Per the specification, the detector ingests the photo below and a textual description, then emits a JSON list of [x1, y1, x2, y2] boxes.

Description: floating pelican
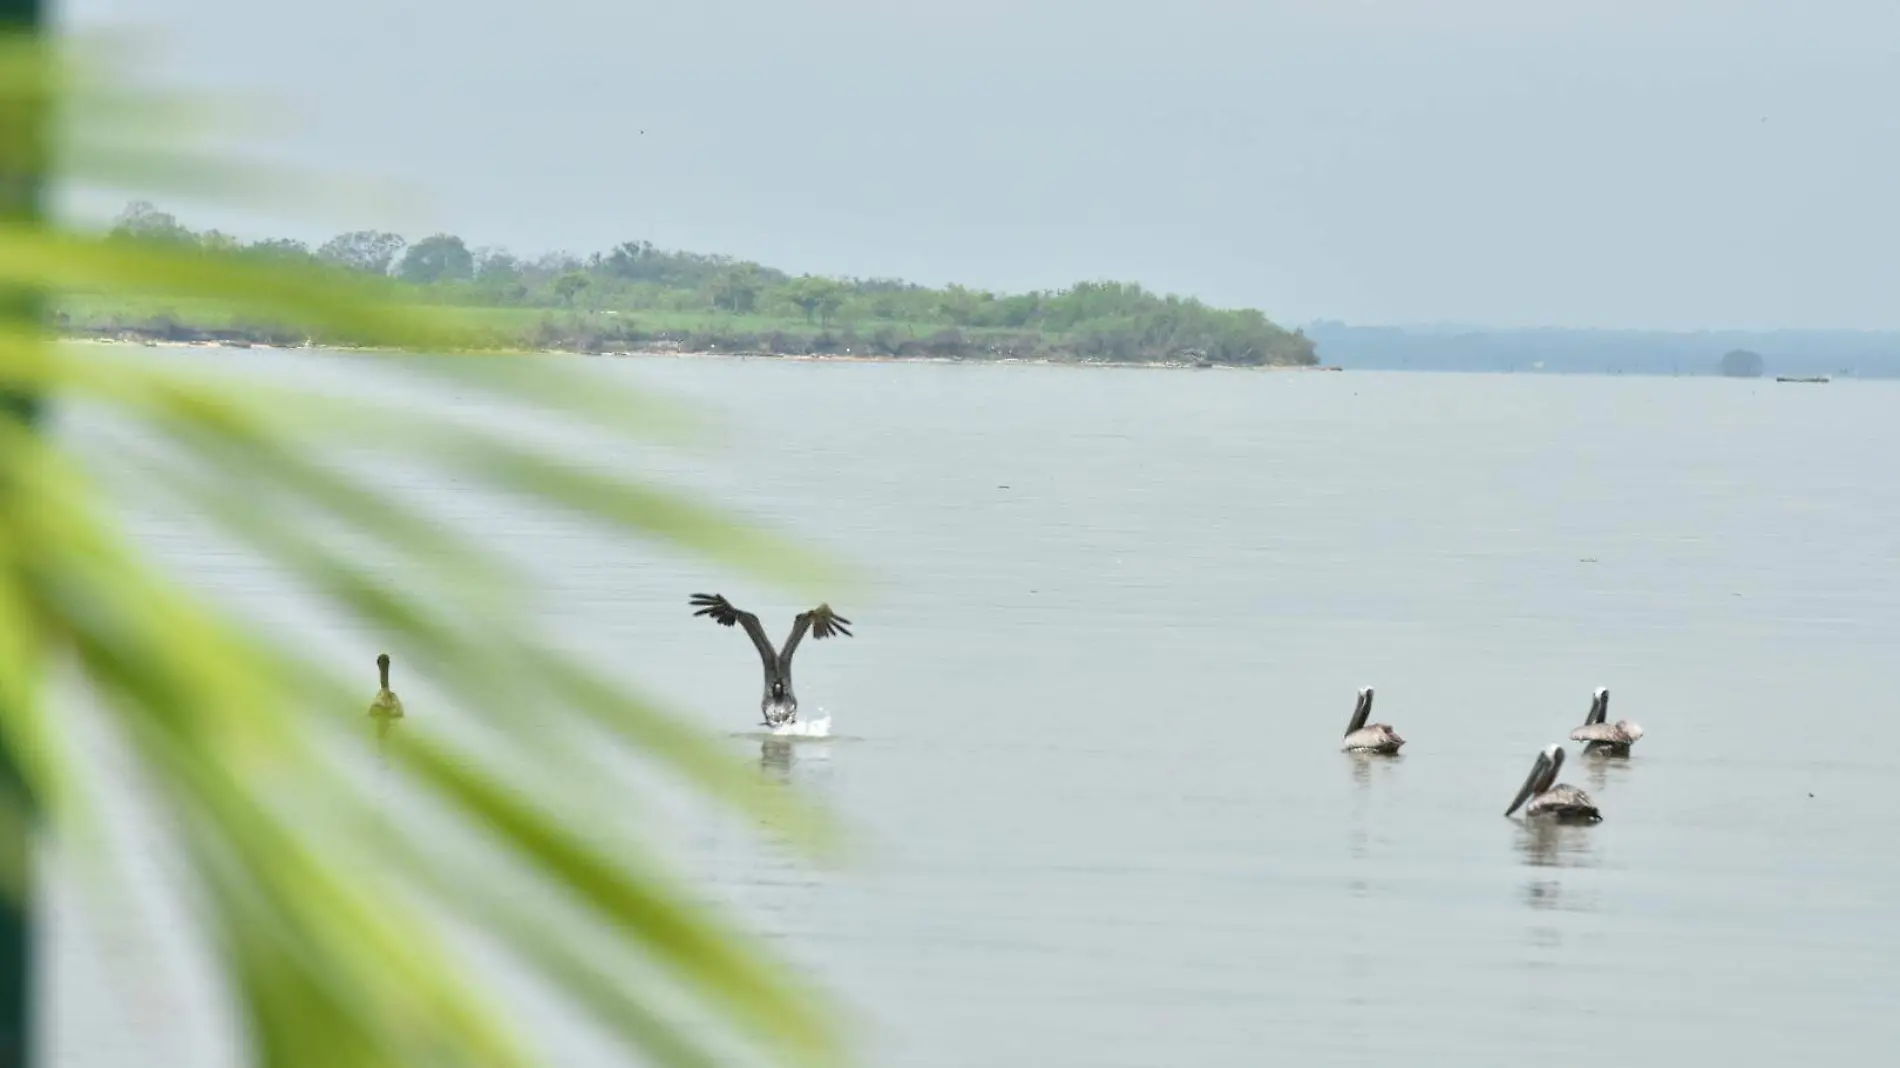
[[1341, 686, 1404, 753], [1505, 744, 1601, 822], [367, 653, 404, 720], [690, 593, 852, 727], [1568, 687, 1644, 756]]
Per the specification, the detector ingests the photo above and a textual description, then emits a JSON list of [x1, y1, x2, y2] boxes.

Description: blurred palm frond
[[0, 32, 849, 1068]]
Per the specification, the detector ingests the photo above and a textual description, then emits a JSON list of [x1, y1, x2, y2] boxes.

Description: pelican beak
[[1505, 749, 1553, 817]]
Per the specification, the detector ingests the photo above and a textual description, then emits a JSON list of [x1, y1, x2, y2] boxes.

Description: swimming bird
[[367, 653, 404, 720], [1505, 744, 1601, 822], [690, 593, 852, 727], [1341, 686, 1404, 753], [1568, 687, 1644, 756]]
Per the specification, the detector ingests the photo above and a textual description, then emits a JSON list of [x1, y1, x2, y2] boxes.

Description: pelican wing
[[1342, 725, 1403, 753], [690, 593, 777, 669], [780, 603, 852, 665], [1527, 783, 1600, 821], [1569, 721, 1629, 744]]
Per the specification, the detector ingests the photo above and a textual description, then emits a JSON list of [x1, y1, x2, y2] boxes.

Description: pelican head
[[1587, 688, 1610, 723], [1505, 744, 1564, 817], [376, 652, 391, 688]]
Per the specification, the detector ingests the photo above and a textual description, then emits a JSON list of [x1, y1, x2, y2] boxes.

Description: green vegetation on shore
[[63, 202, 1318, 366]]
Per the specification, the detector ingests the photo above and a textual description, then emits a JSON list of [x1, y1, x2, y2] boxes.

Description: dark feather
[[809, 604, 852, 639], [779, 603, 853, 667], [690, 593, 777, 671], [690, 592, 744, 627]]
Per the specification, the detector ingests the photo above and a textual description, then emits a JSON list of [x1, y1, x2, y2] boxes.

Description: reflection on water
[[759, 737, 794, 779], [1514, 819, 1599, 870], [1515, 819, 1601, 920], [753, 737, 838, 805], [1345, 752, 1381, 865], [1583, 751, 1633, 794], [1345, 752, 1400, 896], [368, 715, 400, 767], [1345, 748, 1399, 790], [1343, 946, 1373, 1011]]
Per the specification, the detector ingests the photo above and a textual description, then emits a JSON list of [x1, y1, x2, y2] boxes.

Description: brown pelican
[[1568, 687, 1644, 756], [690, 593, 852, 727], [1504, 744, 1601, 823], [367, 653, 404, 720], [1341, 686, 1404, 753]]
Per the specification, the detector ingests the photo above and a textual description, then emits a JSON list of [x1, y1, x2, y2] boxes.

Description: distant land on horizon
[[70, 202, 1317, 368], [1305, 322, 1900, 379]]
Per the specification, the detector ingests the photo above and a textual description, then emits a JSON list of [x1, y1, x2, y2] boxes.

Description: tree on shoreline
[[709, 264, 764, 313], [1720, 348, 1765, 378], [552, 270, 590, 306], [318, 229, 407, 276], [398, 233, 476, 284], [107, 200, 195, 244], [785, 276, 846, 327], [79, 200, 1320, 366]]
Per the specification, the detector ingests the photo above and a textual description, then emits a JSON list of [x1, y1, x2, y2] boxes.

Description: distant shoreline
[[65, 332, 1345, 371], [85, 205, 1321, 369], [1304, 321, 1900, 379]]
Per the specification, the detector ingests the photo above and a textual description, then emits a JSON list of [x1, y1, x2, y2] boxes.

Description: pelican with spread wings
[[690, 593, 853, 727]]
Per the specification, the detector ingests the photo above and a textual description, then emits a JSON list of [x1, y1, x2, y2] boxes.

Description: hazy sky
[[64, 1, 1900, 329]]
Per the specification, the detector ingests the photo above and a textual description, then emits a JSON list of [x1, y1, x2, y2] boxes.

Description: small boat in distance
[[1776, 376, 1830, 383]]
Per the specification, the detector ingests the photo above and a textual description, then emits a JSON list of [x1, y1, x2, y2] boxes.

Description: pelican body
[[1568, 687, 1644, 756], [1341, 686, 1404, 753], [690, 593, 852, 727], [1505, 745, 1601, 823], [368, 653, 404, 720]]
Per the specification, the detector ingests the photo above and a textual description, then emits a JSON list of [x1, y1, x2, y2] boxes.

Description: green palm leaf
[[0, 30, 849, 1068]]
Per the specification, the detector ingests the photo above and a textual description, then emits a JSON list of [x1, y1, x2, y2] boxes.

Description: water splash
[[770, 712, 832, 738]]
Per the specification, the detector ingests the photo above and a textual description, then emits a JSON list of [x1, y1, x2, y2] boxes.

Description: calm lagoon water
[[48, 354, 1900, 1066]]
